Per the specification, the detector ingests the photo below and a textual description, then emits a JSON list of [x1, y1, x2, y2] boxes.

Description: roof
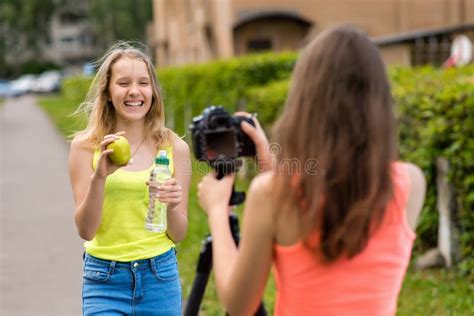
[[372, 23, 474, 46]]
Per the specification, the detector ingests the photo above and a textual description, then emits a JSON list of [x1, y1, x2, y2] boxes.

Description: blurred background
[[1, 1, 473, 315], [1, 0, 473, 87]]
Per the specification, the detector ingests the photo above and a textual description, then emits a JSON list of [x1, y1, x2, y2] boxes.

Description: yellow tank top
[[84, 146, 175, 261]]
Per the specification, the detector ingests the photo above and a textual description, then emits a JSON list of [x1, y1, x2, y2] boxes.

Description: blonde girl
[[69, 42, 191, 315]]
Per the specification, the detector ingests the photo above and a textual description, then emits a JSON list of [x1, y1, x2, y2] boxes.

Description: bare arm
[[198, 172, 275, 315], [164, 136, 191, 242], [404, 162, 427, 230], [69, 134, 123, 240]]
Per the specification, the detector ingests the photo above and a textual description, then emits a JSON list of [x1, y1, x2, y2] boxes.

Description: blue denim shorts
[[82, 249, 182, 315]]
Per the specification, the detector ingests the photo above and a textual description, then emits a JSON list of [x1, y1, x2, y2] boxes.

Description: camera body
[[189, 106, 256, 163]]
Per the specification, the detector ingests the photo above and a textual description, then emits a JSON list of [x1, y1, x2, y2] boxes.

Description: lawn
[[38, 95, 474, 315], [397, 268, 474, 315]]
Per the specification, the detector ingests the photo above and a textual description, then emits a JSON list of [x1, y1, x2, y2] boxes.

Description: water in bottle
[[145, 150, 171, 232]]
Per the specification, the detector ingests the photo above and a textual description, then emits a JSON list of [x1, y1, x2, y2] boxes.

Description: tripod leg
[[186, 178, 266, 315], [184, 236, 213, 316], [184, 273, 210, 316], [254, 302, 268, 316]]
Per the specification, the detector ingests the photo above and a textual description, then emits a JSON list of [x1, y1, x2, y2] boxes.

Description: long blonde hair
[[74, 42, 172, 147]]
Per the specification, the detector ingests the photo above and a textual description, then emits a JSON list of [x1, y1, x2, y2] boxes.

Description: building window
[[61, 37, 76, 43], [60, 12, 85, 25], [410, 35, 451, 66], [247, 39, 272, 52]]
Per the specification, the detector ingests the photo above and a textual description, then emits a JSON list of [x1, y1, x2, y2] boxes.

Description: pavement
[[1, 95, 83, 315]]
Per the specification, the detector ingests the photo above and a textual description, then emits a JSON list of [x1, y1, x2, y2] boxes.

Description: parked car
[[31, 70, 62, 93], [9, 74, 36, 96], [0, 79, 13, 98]]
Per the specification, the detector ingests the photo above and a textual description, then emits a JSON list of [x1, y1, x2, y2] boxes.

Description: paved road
[[1, 95, 83, 315]]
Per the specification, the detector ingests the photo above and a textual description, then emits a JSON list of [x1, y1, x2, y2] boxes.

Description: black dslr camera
[[185, 106, 268, 316], [189, 106, 256, 164]]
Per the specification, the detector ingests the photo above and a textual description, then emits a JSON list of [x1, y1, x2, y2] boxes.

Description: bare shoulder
[[70, 135, 94, 157], [402, 162, 426, 197], [403, 162, 425, 185], [400, 161, 426, 230], [171, 134, 191, 179], [246, 172, 277, 218], [69, 135, 94, 171], [171, 134, 190, 157], [248, 172, 275, 196]]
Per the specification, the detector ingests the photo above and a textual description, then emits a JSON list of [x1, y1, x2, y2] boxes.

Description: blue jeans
[[82, 249, 182, 315]]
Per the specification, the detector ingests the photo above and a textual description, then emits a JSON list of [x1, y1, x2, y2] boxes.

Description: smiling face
[[108, 57, 153, 122]]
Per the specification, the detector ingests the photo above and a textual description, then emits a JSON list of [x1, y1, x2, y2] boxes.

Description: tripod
[[184, 161, 267, 316]]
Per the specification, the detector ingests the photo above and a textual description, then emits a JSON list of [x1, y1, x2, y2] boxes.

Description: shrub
[[56, 53, 474, 276], [242, 65, 474, 276], [390, 66, 474, 277], [158, 52, 296, 135]]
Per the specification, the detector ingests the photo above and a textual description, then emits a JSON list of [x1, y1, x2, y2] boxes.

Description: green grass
[[178, 173, 474, 315], [398, 268, 474, 315], [38, 95, 474, 315], [38, 95, 86, 139]]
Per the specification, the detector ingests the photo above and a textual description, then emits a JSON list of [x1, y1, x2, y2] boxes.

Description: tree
[[88, 0, 153, 51], [0, 0, 57, 77], [0, 0, 153, 78]]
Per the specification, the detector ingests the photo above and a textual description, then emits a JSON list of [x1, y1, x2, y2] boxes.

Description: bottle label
[[155, 171, 171, 183]]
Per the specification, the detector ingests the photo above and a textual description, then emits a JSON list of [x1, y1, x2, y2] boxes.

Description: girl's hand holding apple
[[93, 131, 128, 180]]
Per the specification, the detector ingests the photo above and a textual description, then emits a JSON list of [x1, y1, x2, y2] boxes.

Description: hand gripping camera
[[186, 108, 268, 316], [189, 105, 256, 165], [189, 105, 256, 203]]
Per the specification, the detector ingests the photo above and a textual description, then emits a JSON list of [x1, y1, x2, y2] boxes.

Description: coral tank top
[[273, 162, 415, 316]]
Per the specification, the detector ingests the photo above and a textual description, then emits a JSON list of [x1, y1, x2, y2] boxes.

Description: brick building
[[151, 0, 474, 67]]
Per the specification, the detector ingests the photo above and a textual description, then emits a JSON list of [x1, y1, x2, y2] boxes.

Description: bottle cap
[[155, 150, 169, 165]]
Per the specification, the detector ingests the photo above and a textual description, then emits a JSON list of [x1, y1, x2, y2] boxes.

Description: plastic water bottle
[[145, 150, 171, 232]]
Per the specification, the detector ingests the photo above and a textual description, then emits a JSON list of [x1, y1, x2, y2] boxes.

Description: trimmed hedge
[[56, 54, 474, 275], [61, 75, 93, 104], [158, 52, 297, 136], [243, 65, 474, 276], [390, 66, 474, 275], [245, 79, 289, 132], [59, 52, 297, 137]]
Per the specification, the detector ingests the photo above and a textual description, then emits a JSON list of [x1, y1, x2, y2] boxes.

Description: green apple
[[106, 136, 131, 165]]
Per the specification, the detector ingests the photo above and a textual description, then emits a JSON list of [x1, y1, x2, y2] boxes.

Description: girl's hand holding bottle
[[147, 178, 183, 211]]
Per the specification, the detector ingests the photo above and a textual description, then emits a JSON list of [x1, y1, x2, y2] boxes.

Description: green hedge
[[61, 75, 93, 104], [158, 52, 297, 136], [55, 54, 474, 275], [390, 66, 474, 275], [241, 65, 474, 276], [59, 52, 296, 137], [245, 79, 289, 132]]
